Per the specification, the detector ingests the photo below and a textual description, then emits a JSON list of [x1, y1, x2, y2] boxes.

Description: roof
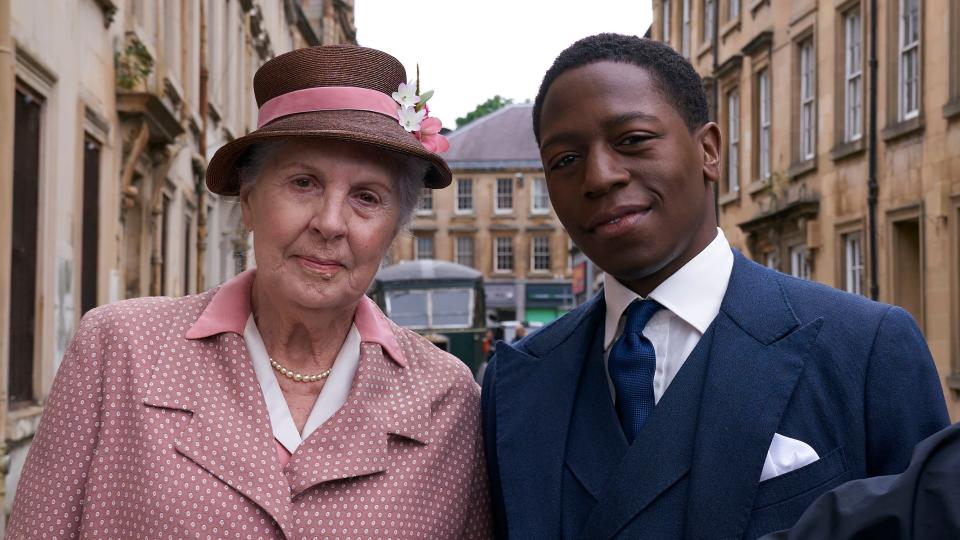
[[444, 103, 542, 170], [375, 260, 482, 282]]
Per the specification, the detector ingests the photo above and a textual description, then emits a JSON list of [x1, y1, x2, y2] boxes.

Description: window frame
[[703, 0, 716, 43], [898, 0, 921, 121], [843, 7, 864, 142], [454, 236, 475, 268], [757, 67, 772, 181], [455, 178, 474, 214], [789, 244, 811, 280], [726, 87, 741, 193], [495, 177, 514, 214], [494, 236, 514, 273], [531, 236, 552, 273], [798, 36, 816, 162], [414, 234, 434, 260], [415, 187, 433, 215], [531, 176, 550, 214], [662, 0, 672, 44], [682, 0, 692, 57], [842, 231, 865, 296]]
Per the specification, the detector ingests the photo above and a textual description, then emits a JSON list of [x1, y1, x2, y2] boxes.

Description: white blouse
[[243, 315, 361, 454]]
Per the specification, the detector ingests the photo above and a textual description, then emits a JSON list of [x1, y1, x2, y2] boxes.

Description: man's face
[[537, 61, 720, 290]]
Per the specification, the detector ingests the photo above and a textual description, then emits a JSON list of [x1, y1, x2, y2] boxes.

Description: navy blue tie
[[608, 299, 663, 443]]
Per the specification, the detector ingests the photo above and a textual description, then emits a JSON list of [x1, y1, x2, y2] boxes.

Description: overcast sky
[[355, 1, 654, 129]]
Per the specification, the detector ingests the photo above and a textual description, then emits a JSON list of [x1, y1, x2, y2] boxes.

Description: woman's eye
[[356, 191, 380, 204], [292, 176, 313, 188]]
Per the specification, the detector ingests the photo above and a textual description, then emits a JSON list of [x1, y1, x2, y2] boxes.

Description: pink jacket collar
[[185, 269, 406, 367]]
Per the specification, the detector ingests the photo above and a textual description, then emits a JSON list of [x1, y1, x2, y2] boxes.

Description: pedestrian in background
[[511, 324, 527, 344], [8, 45, 491, 539]]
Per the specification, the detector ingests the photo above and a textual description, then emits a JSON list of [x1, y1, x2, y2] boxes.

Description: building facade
[[390, 104, 575, 327], [0, 0, 354, 528], [653, 0, 960, 417]]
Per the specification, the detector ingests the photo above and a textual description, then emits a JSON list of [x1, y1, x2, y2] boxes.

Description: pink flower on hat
[[416, 117, 450, 153]]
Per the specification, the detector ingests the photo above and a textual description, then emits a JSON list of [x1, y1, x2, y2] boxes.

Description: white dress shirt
[[243, 315, 360, 454], [603, 228, 734, 403]]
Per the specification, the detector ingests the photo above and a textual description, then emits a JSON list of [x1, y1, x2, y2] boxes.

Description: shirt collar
[[185, 269, 407, 367], [603, 228, 734, 348]]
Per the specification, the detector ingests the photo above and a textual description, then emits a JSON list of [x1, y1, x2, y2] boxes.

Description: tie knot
[[623, 299, 662, 334]]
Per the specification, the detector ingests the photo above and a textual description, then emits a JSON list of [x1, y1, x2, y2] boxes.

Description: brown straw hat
[[206, 45, 452, 195]]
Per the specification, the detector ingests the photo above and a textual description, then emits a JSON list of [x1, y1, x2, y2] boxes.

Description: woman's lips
[[297, 256, 344, 274], [590, 208, 652, 237]]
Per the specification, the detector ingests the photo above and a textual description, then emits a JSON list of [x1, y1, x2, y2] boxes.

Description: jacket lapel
[[563, 321, 628, 501], [683, 253, 823, 540], [284, 341, 431, 498], [143, 331, 294, 534], [579, 325, 716, 539], [493, 295, 605, 537]]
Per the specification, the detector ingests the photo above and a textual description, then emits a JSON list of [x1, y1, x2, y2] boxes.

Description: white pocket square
[[760, 433, 820, 482]]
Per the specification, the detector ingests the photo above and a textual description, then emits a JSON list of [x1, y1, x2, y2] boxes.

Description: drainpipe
[[712, 0, 720, 222], [867, 0, 879, 300]]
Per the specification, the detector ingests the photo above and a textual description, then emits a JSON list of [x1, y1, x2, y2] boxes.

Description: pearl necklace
[[269, 358, 332, 383]]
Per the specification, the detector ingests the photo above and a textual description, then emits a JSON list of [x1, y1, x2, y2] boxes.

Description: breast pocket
[[745, 446, 850, 539], [753, 446, 848, 509]]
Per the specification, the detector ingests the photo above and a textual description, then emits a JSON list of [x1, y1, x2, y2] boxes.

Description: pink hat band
[[257, 86, 399, 129]]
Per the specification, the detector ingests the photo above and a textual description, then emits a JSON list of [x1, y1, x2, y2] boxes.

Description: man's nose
[[582, 147, 629, 198]]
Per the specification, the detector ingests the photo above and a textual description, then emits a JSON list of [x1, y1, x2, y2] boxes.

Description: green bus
[[369, 260, 486, 374]]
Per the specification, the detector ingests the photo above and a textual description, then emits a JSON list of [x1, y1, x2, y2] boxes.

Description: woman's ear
[[239, 180, 254, 231], [698, 122, 722, 185]]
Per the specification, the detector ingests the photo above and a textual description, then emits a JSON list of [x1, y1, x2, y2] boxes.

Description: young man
[[481, 34, 949, 539]]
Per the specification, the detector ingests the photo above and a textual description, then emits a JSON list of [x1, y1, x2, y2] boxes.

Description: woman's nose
[[308, 195, 349, 239]]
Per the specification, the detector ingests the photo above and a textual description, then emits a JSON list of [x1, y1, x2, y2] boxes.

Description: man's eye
[[620, 134, 652, 146], [551, 154, 577, 170]]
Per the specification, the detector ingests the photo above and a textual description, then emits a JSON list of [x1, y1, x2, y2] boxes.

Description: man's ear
[[697, 122, 722, 185]]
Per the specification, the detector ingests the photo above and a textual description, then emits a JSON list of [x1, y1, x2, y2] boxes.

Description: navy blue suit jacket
[[481, 252, 949, 539]]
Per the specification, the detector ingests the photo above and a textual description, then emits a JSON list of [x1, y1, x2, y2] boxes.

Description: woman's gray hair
[[236, 139, 429, 231]]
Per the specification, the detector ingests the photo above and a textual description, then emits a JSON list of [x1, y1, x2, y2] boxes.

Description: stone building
[[652, 0, 960, 416], [0, 0, 355, 527], [390, 103, 575, 327]]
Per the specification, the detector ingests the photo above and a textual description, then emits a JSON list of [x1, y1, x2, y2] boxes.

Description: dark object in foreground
[[761, 422, 960, 540]]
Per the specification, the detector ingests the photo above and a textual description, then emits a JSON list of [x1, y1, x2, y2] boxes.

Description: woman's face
[[241, 138, 403, 313]]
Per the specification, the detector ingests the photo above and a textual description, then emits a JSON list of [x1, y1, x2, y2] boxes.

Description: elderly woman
[[8, 45, 491, 539]]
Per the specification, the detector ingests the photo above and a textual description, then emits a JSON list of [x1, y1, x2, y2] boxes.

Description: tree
[[455, 95, 514, 129]]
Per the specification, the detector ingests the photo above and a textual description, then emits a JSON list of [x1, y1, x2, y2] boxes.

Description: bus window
[[432, 289, 472, 327], [387, 290, 429, 328]]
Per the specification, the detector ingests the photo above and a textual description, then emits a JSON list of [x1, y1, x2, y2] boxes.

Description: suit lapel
[[579, 325, 715, 539], [284, 341, 430, 498], [563, 321, 628, 500], [143, 332, 294, 534], [493, 295, 605, 537], [683, 253, 823, 540]]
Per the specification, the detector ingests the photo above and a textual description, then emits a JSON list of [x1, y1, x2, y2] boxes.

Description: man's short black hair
[[532, 33, 710, 143]]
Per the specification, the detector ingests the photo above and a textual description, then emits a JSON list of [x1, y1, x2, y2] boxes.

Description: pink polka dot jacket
[[7, 279, 492, 539]]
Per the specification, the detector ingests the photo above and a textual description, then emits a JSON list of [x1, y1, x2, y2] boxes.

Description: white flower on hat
[[391, 82, 420, 108], [398, 106, 426, 132]]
